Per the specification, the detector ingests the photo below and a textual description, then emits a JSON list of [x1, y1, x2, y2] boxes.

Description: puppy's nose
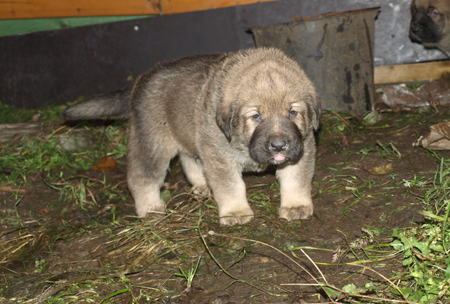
[[410, 22, 424, 35], [270, 138, 287, 152]]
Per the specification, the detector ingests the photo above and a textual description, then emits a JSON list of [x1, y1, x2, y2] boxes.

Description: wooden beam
[[374, 60, 450, 84], [1, 0, 161, 19], [161, 0, 276, 14], [0, 0, 277, 20]]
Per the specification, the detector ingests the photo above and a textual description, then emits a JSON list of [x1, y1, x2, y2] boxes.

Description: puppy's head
[[217, 48, 320, 165], [409, 0, 450, 49], [244, 96, 320, 165]]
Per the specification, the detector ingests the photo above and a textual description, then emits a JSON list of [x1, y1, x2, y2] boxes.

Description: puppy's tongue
[[273, 154, 286, 161]]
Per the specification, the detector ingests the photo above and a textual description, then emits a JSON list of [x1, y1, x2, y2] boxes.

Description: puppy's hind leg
[[180, 153, 210, 196], [127, 129, 178, 218]]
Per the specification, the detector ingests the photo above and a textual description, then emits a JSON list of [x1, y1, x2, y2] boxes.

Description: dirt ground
[[1, 103, 449, 303]]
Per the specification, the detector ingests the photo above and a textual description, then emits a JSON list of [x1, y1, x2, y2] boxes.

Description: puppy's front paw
[[219, 210, 254, 226], [135, 199, 166, 218], [279, 204, 313, 221]]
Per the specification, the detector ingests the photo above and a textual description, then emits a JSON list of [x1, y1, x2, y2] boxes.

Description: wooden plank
[[161, 0, 276, 14], [0, 0, 161, 19], [0, 123, 42, 142], [0, 16, 149, 37], [374, 60, 450, 84], [0, 0, 277, 20]]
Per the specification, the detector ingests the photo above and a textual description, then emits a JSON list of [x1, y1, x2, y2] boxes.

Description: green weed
[[175, 256, 202, 291], [46, 179, 95, 210], [388, 157, 450, 303], [402, 175, 427, 188], [34, 259, 48, 273]]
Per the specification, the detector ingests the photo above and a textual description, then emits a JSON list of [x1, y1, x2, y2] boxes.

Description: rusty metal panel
[[251, 7, 380, 114]]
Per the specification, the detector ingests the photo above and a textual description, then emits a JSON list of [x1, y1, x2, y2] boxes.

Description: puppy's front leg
[[276, 132, 316, 221], [202, 158, 254, 226]]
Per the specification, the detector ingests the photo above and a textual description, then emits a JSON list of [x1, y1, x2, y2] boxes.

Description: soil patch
[[1, 109, 448, 303]]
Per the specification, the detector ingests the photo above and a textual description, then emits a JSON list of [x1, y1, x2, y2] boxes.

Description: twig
[[205, 231, 419, 304], [327, 111, 352, 128], [204, 231, 337, 302]]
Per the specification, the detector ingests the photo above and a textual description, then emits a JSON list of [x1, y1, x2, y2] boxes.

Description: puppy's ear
[[308, 95, 322, 131], [216, 104, 236, 142]]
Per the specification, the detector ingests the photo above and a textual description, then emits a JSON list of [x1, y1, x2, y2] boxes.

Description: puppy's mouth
[[269, 153, 288, 165], [273, 154, 286, 162], [409, 31, 423, 43]]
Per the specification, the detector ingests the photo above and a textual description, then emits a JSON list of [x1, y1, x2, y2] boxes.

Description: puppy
[[410, 0, 450, 56], [64, 48, 321, 226]]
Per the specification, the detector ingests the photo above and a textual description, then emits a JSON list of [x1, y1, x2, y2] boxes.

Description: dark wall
[[1, 0, 371, 108]]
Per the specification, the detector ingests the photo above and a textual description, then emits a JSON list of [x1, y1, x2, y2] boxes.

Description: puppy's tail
[[63, 87, 131, 120]]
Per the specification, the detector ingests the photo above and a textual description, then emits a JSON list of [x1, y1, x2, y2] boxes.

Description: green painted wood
[[0, 15, 151, 37]]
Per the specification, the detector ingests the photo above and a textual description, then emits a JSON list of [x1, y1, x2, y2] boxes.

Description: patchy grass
[[1, 102, 450, 303], [387, 157, 450, 303], [0, 100, 67, 124], [1, 123, 128, 183]]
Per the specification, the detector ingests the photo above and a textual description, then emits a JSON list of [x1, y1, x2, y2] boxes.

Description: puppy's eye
[[428, 8, 439, 18], [289, 110, 298, 119], [251, 113, 262, 122]]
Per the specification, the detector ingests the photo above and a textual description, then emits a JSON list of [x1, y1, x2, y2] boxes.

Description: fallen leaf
[[249, 257, 270, 263], [39, 207, 51, 214], [367, 163, 393, 175], [415, 121, 450, 150], [32, 114, 41, 122], [92, 156, 117, 172], [431, 121, 450, 139]]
